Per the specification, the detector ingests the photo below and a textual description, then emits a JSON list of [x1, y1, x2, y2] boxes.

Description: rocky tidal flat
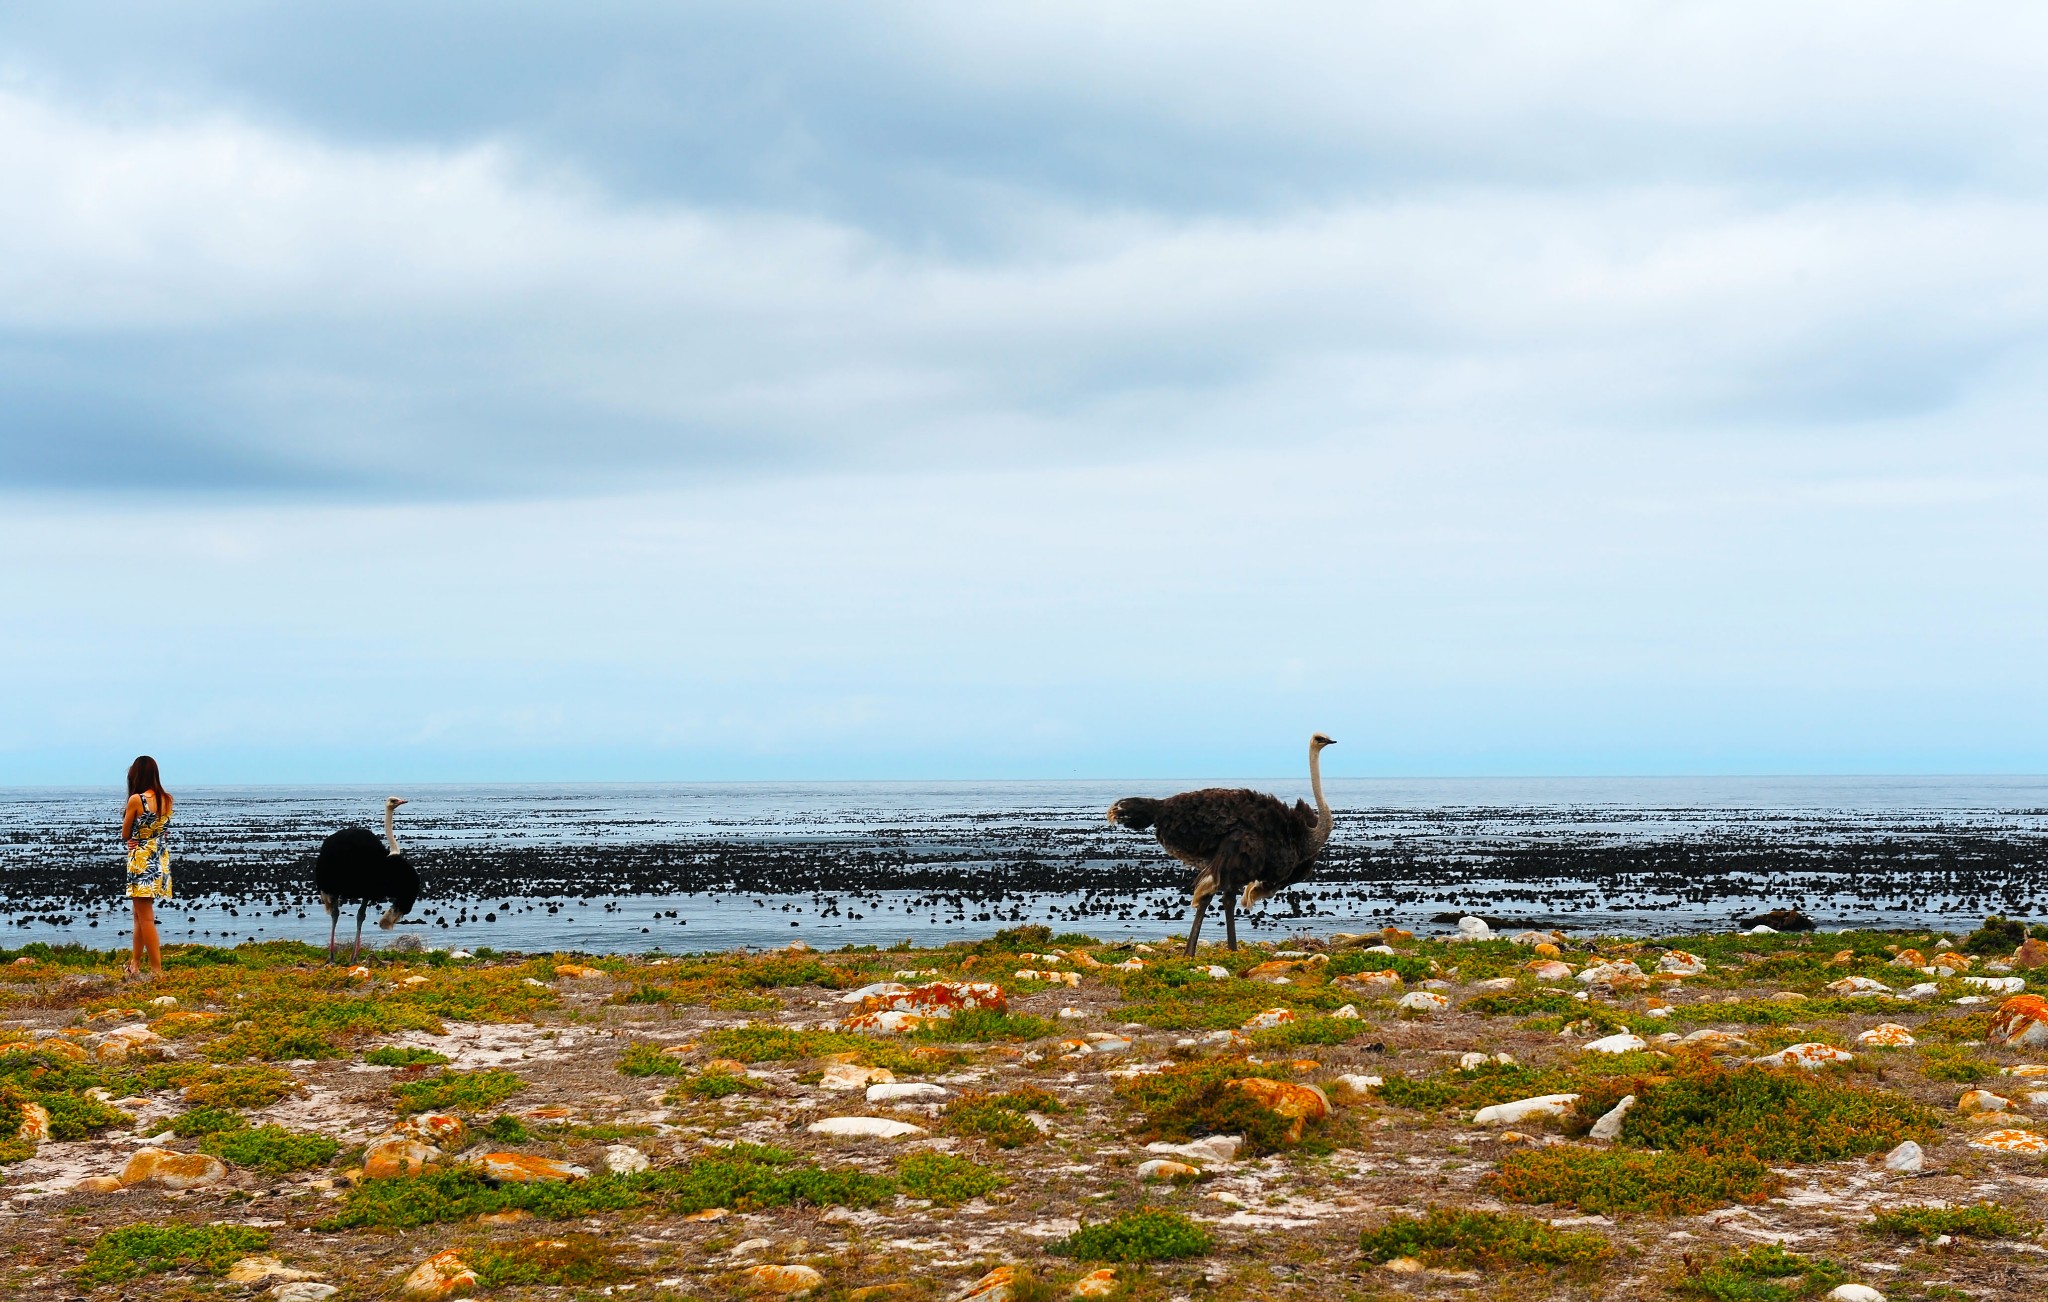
[[0, 920, 2047, 1299]]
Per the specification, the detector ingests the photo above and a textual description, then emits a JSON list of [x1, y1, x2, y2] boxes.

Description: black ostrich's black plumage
[[1109, 785, 1326, 954], [314, 826, 419, 960]]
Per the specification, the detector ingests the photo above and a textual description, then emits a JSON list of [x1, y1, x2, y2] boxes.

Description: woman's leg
[[135, 899, 162, 977], [128, 898, 145, 976]]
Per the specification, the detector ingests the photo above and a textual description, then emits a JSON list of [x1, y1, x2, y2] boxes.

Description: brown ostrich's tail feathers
[[1107, 798, 1162, 831]]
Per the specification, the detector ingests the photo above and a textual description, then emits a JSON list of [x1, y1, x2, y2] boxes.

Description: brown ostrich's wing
[[1152, 788, 1305, 891]]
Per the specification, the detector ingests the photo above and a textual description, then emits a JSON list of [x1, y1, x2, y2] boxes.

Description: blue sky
[[5, 2, 2048, 783]]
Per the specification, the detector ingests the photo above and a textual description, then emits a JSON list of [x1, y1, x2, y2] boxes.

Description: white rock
[[1204, 965, 1231, 979], [272, 1286, 340, 1302], [836, 982, 912, 1004], [1588, 1094, 1636, 1141], [1883, 1140, 1924, 1173], [1575, 961, 1645, 985], [1902, 983, 1940, 1000], [1458, 1052, 1490, 1070], [1145, 1135, 1242, 1164], [1456, 917, 1493, 941], [603, 1144, 650, 1174], [1752, 1042, 1857, 1070], [1582, 1033, 1648, 1055], [1473, 1093, 1580, 1126], [1362, 944, 1398, 955], [1331, 1004, 1359, 1019], [1827, 1286, 1886, 1302], [1963, 975, 2026, 993], [806, 1117, 927, 1139], [820, 1063, 895, 1091], [1336, 1074, 1383, 1093], [1135, 1158, 1201, 1179], [1749, 925, 1778, 935], [1825, 976, 1893, 996], [1397, 991, 1449, 1014], [867, 1082, 950, 1103], [1058, 1007, 1088, 1019]]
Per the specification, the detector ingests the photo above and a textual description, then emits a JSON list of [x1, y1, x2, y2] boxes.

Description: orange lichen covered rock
[[400, 1250, 479, 1299], [32, 1039, 88, 1063], [71, 1175, 125, 1194], [744, 1263, 826, 1295], [1525, 960, 1574, 982], [1073, 1268, 1120, 1299], [857, 981, 1007, 1016], [363, 1135, 442, 1179], [2016, 938, 2048, 969], [955, 1266, 1016, 1301], [1226, 1077, 1332, 1141], [1857, 1023, 1916, 1047], [1889, 949, 1926, 968], [1990, 994, 2048, 1048], [840, 1009, 942, 1035], [15, 1101, 49, 1144], [470, 1152, 589, 1183], [120, 1148, 229, 1189], [1959, 1089, 2012, 1115], [397, 1112, 466, 1147], [1751, 1042, 1856, 1070], [1969, 1128, 2048, 1153], [553, 964, 604, 980], [1532, 942, 1563, 959], [1241, 1008, 1296, 1031]]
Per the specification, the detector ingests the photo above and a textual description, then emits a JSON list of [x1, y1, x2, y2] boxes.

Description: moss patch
[[76, 1223, 271, 1285], [1358, 1207, 1614, 1271], [200, 1125, 341, 1174], [392, 1068, 526, 1115], [1048, 1209, 1212, 1263], [1484, 1146, 1783, 1216]]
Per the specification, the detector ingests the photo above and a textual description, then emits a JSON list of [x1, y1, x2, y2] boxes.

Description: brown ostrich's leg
[[1185, 893, 1211, 957], [1223, 893, 1238, 950]]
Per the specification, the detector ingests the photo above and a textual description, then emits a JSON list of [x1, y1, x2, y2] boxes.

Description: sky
[[5, 2, 2048, 784]]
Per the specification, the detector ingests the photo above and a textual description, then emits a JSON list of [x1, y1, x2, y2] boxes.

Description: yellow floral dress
[[126, 794, 173, 899]]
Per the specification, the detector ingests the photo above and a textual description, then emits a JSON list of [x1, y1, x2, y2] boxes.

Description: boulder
[[400, 1250, 479, 1299], [15, 1101, 49, 1144], [1331, 1004, 1360, 1020], [745, 1264, 826, 1296], [1989, 994, 2048, 1048], [857, 981, 1007, 1016], [119, 1148, 228, 1190], [1826, 1286, 1885, 1302], [1224, 1078, 1330, 1140], [363, 1135, 442, 1179], [1396, 991, 1449, 1014], [837, 982, 912, 1004], [1967, 1127, 2048, 1153], [954, 1266, 1017, 1302], [1825, 976, 1892, 996], [820, 1063, 895, 1091], [1525, 960, 1575, 982], [867, 1082, 950, 1103], [1339, 970, 1404, 995], [1857, 1024, 1916, 1047], [1455, 917, 1493, 941], [396, 1112, 465, 1147], [71, 1175, 125, 1193], [1751, 1043, 1855, 1070], [226, 1256, 321, 1285], [1473, 1093, 1580, 1126], [1581, 1033, 1648, 1055], [1657, 951, 1707, 976], [604, 1144, 650, 1174], [1958, 1089, 2011, 1115], [95, 1024, 164, 1063], [2015, 938, 2048, 969], [1679, 1029, 1751, 1051], [1135, 1159, 1200, 1179], [1889, 949, 1927, 968], [1963, 975, 2026, 994], [1883, 1140, 1923, 1173], [1240, 1008, 1295, 1031], [807, 1116, 927, 1139], [272, 1285, 340, 1302], [1145, 1135, 1243, 1164], [470, 1152, 589, 1183], [1072, 1268, 1119, 1299], [1588, 1094, 1636, 1141]]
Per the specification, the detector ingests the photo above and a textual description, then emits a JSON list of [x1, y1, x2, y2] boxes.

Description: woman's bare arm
[[122, 794, 142, 845]]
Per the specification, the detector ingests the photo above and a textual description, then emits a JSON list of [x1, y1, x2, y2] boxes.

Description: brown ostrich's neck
[[1309, 742, 1332, 852], [384, 805, 402, 856]]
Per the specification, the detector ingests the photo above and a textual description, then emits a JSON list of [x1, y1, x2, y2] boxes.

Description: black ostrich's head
[[378, 853, 419, 928]]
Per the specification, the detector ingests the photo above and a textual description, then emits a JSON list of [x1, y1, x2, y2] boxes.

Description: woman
[[120, 755, 172, 979]]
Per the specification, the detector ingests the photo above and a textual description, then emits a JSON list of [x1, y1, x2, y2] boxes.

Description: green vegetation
[[1583, 1064, 1937, 1161], [323, 1144, 894, 1229], [703, 1025, 950, 1073], [1358, 1208, 1614, 1271], [1673, 1244, 1847, 1300], [471, 1234, 630, 1287], [183, 1064, 299, 1108], [1960, 915, 2027, 956], [1484, 1146, 1783, 1216], [910, 1008, 1056, 1042], [1865, 1202, 2039, 1241], [616, 1041, 688, 1077], [364, 1045, 451, 1068], [167, 1105, 247, 1138], [392, 1068, 526, 1115], [672, 1069, 755, 1100], [479, 1114, 530, 1145], [1918, 1045, 1996, 1083], [944, 1086, 1065, 1148], [75, 1223, 271, 1285], [1113, 1059, 1308, 1155], [1048, 1209, 1212, 1263], [897, 1150, 1005, 1204], [200, 1125, 341, 1174]]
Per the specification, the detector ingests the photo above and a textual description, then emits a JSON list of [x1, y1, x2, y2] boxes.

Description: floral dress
[[126, 793, 173, 899]]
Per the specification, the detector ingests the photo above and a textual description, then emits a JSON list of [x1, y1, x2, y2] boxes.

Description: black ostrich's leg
[[353, 902, 368, 962], [1223, 893, 1238, 950], [327, 911, 339, 962], [1185, 893, 1211, 957]]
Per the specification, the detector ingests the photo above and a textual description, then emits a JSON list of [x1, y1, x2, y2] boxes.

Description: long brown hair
[[127, 756, 169, 806]]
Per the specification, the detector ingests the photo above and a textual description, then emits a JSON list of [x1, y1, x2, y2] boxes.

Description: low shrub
[[1581, 1065, 1936, 1162], [479, 1114, 530, 1145], [393, 1068, 525, 1115], [1917, 1045, 1995, 1083], [1674, 1243, 1846, 1300], [703, 1026, 946, 1072], [910, 1008, 1056, 1042], [200, 1125, 341, 1174], [945, 1086, 1065, 1148], [183, 1065, 299, 1109], [1048, 1209, 1212, 1263], [364, 1046, 451, 1068], [167, 1105, 248, 1138], [1866, 1202, 2039, 1241], [471, 1234, 630, 1287], [1358, 1207, 1614, 1271], [897, 1150, 1005, 1204], [75, 1224, 271, 1285], [1485, 1146, 1783, 1216], [616, 1042, 688, 1077], [671, 1070, 754, 1100], [1112, 1060, 1302, 1155]]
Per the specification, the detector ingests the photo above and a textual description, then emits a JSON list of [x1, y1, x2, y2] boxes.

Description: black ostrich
[[1108, 734, 1335, 956], [315, 796, 420, 961]]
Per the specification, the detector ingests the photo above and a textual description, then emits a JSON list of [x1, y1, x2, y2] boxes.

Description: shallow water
[[4, 776, 2047, 953]]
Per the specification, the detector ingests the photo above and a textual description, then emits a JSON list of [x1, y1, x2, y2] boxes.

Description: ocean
[[3, 776, 2046, 954]]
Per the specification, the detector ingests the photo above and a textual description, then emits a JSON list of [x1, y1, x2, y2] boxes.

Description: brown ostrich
[[1108, 734, 1335, 955]]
